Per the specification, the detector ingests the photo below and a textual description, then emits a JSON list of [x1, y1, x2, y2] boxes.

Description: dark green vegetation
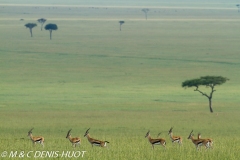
[[182, 76, 229, 113], [0, 1, 240, 159]]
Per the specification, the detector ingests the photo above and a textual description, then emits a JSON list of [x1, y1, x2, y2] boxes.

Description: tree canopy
[[182, 76, 229, 88], [182, 76, 229, 113], [142, 8, 149, 13], [45, 23, 58, 30], [25, 23, 37, 29], [119, 21, 125, 24]]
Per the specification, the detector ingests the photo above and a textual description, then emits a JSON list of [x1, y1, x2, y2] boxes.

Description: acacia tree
[[37, 18, 47, 31], [45, 23, 58, 40], [142, 8, 149, 20], [24, 23, 37, 37], [236, 4, 240, 12], [182, 76, 229, 113], [119, 21, 125, 31]]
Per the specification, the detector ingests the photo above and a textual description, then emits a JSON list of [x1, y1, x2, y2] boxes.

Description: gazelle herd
[[27, 128, 110, 148], [27, 127, 213, 151], [145, 127, 213, 150]]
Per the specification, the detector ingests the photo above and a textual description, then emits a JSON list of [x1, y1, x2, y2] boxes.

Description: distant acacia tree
[[182, 76, 229, 113], [236, 4, 240, 12], [37, 18, 47, 31], [119, 21, 125, 31], [45, 23, 58, 40], [24, 23, 37, 37], [142, 8, 149, 20]]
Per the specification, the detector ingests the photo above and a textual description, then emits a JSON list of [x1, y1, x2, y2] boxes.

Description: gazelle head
[[84, 128, 90, 137], [27, 128, 34, 136], [188, 130, 194, 139], [145, 130, 150, 138], [66, 129, 72, 138], [168, 127, 173, 135]]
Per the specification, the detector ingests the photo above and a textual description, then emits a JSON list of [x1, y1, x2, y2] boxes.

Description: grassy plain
[[0, 2, 240, 159]]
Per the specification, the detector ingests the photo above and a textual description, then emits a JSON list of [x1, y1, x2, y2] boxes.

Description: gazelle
[[84, 128, 109, 147], [188, 130, 211, 150], [198, 133, 213, 148], [168, 127, 182, 145], [145, 130, 166, 149], [66, 129, 81, 147], [27, 128, 44, 147]]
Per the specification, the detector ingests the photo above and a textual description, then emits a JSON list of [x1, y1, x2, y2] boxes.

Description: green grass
[[0, 2, 240, 159]]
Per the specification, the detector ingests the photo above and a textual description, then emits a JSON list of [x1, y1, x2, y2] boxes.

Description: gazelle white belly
[[153, 142, 161, 145], [93, 142, 101, 146]]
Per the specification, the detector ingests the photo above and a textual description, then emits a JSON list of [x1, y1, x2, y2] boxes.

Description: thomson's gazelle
[[145, 130, 166, 149], [66, 129, 81, 147], [27, 128, 44, 147], [168, 127, 182, 145], [198, 133, 213, 148], [188, 130, 211, 150], [84, 128, 109, 147]]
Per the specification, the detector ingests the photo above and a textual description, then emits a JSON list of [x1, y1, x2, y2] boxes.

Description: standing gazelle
[[84, 128, 109, 147], [66, 129, 81, 147], [27, 128, 44, 147], [145, 130, 166, 149], [188, 130, 211, 150], [168, 127, 182, 145], [198, 133, 213, 148]]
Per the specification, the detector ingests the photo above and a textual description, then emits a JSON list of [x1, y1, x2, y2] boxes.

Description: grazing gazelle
[[168, 127, 182, 145], [198, 133, 213, 148], [27, 128, 44, 147], [145, 130, 166, 149], [66, 129, 81, 147], [84, 128, 109, 147], [188, 130, 211, 150]]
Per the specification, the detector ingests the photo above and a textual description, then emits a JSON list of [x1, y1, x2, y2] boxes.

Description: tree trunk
[[208, 98, 213, 113], [194, 86, 215, 113], [30, 28, 33, 37], [120, 24, 121, 31], [50, 30, 52, 40], [145, 13, 147, 20]]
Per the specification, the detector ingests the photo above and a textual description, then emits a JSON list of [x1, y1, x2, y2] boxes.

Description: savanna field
[[0, 1, 240, 159]]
